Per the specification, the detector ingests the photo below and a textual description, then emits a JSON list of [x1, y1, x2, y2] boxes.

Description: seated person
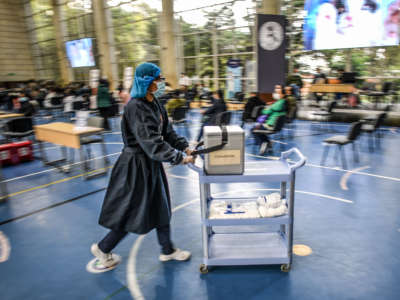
[[313, 67, 327, 103], [18, 94, 35, 117], [252, 85, 287, 154], [284, 86, 297, 117], [43, 87, 56, 108], [335, 68, 345, 101], [197, 89, 227, 142], [199, 83, 211, 100], [241, 92, 265, 125], [63, 89, 76, 113], [11, 94, 21, 111], [286, 67, 303, 100]]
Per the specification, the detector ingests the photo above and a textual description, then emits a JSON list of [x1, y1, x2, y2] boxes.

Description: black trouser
[[252, 128, 271, 145], [98, 107, 111, 130], [98, 224, 174, 255]]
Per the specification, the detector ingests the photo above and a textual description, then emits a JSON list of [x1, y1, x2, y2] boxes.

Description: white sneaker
[[159, 248, 191, 262], [90, 243, 121, 269]]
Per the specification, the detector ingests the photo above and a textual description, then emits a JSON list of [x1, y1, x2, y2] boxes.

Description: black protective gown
[[98, 97, 188, 234]]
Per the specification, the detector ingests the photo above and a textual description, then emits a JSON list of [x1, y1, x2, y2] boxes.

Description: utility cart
[[189, 147, 306, 274]]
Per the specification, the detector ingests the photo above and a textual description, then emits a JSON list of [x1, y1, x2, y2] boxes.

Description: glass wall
[[61, 0, 96, 82], [175, 0, 257, 91], [107, 0, 161, 79], [30, 0, 59, 80]]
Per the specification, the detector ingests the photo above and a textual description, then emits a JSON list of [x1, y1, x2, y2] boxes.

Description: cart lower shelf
[[204, 232, 289, 266]]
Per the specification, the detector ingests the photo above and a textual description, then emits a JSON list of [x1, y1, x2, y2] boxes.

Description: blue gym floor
[[1, 110, 400, 300]]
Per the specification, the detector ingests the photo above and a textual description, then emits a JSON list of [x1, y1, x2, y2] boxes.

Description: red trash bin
[[0, 143, 19, 165], [13, 141, 34, 162]]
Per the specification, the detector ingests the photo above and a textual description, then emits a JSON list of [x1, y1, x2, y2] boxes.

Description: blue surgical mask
[[152, 81, 165, 98]]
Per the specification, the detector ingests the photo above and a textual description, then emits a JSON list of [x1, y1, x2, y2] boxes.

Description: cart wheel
[[199, 264, 209, 274], [281, 264, 291, 272]]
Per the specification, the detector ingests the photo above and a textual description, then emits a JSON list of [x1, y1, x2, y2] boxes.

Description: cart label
[[209, 150, 241, 166]]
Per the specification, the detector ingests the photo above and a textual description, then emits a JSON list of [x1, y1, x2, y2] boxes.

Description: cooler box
[[0, 143, 19, 165], [203, 125, 244, 175], [13, 141, 33, 162]]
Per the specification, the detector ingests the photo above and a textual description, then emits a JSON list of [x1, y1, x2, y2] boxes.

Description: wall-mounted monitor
[[65, 38, 95, 68], [303, 0, 400, 50]]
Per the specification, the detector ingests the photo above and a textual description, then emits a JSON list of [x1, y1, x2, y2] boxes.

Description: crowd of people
[[0, 79, 120, 130], [1, 62, 397, 272], [0, 66, 395, 150]]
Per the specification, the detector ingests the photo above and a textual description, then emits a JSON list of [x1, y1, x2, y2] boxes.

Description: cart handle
[[280, 147, 306, 171]]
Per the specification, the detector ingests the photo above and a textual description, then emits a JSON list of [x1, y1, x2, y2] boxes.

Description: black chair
[[171, 106, 190, 139], [311, 101, 337, 131], [241, 105, 265, 127], [253, 115, 286, 135], [215, 111, 232, 126], [50, 96, 63, 107], [320, 121, 363, 169], [171, 106, 188, 125], [72, 101, 84, 111], [44, 96, 64, 119], [252, 115, 287, 153], [2, 117, 34, 142], [234, 92, 245, 102], [312, 100, 336, 118], [108, 103, 120, 130], [361, 112, 386, 151], [251, 105, 265, 120]]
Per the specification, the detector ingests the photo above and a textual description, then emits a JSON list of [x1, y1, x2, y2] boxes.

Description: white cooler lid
[[203, 125, 243, 136]]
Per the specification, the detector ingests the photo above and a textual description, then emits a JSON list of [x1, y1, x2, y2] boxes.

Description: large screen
[[65, 38, 95, 68], [304, 0, 400, 50]]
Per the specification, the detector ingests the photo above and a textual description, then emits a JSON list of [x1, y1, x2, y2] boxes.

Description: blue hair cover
[[130, 62, 161, 99]]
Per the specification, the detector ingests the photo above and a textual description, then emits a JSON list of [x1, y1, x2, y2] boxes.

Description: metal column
[[211, 26, 219, 90], [92, 0, 119, 90], [52, 0, 74, 85], [199, 182, 210, 260], [160, 0, 179, 88]]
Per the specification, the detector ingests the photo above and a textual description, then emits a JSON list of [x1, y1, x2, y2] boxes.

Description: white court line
[[245, 153, 400, 182], [0, 231, 11, 263], [271, 139, 288, 145], [127, 198, 198, 300], [33, 143, 123, 153], [3, 151, 121, 183], [33, 146, 60, 152], [340, 166, 370, 191], [307, 162, 400, 182], [289, 122, 399, 133], [127, 187, 352, 299]]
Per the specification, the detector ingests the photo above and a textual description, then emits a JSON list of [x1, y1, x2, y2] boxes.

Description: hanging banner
[[226, 58, 242, 99], [89, 69, 100, 89], [257, 14, 286, 93], [123, 67, 133, 90]]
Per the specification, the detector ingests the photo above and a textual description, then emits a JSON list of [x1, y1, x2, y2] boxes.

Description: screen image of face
[[65, 38, 95, 68], [303, 0, 400, 50]]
